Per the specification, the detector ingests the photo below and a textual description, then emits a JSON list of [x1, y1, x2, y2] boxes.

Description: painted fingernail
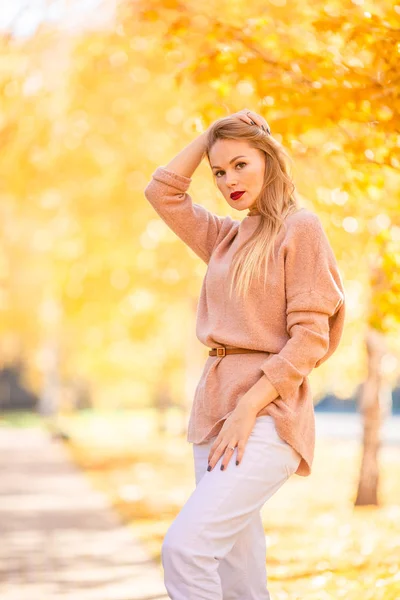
[[207, 465, 211, 471], [236, 460, 239, 466], [220, 465, 224, 470]]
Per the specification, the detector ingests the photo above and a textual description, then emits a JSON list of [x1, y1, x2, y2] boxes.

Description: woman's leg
[[161, 415, 301, 600], [193, 437, 270, 600], [217, 512, 269, 600]]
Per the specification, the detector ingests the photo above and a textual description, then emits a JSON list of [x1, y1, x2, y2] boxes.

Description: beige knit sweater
[[144, 166, 346, 477]]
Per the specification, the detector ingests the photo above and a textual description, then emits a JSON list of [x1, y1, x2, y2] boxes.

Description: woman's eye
[[215, 162, 246, 178]]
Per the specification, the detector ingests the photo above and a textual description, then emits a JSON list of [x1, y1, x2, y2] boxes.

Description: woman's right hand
[[209, 109, 269, 135], [230, 109, 271, 133]]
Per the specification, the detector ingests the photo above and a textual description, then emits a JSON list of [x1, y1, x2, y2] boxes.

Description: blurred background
[[1, 1, 400, 599]]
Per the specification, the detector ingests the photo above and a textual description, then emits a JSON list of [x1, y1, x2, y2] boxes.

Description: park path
[[0, 426, 168, 600]]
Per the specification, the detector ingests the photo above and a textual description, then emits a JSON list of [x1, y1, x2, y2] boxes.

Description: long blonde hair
[[205, 117, 302, 301]]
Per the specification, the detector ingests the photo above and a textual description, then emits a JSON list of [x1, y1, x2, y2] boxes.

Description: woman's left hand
[[207, 404, 257, 471]]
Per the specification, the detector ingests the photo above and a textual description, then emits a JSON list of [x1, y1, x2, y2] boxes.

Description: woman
[[144, 109, 346, 600]]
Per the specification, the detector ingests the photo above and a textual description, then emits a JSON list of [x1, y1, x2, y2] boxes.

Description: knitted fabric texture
[[144, 166, 346, 477]]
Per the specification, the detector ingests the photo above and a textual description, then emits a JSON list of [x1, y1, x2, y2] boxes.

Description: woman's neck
[[247, 207, 261, 217]]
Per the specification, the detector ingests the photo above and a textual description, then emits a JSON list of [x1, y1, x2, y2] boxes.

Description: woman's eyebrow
[[211, 155, 247, 170]]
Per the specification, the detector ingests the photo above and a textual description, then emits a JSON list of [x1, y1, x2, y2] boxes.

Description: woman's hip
[[193, 414, 301, 484]]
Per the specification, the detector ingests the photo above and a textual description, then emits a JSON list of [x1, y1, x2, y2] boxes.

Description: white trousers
[[161, 415, 302, 600]]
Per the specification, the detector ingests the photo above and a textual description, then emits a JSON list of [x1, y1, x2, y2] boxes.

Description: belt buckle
[[216, 346, 226, 357]]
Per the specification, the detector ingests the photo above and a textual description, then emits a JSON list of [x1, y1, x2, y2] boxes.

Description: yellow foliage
[[0, 0, 399, 407]]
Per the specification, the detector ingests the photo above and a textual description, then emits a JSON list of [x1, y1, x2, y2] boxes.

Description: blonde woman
[[144, 109, 345, 600]]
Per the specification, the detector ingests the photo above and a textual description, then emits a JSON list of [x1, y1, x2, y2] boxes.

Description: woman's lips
[[230, 191, 245, 200]]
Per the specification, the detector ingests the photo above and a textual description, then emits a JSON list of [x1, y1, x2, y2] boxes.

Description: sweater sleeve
[[260, 214, 345, 403], [144, 166, 231, 264]]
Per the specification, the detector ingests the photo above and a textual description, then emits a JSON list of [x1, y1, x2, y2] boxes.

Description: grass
[[0, 410, 44, 428]]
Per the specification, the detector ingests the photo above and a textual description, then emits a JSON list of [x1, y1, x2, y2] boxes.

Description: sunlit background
[[1, 1, 400, 599]]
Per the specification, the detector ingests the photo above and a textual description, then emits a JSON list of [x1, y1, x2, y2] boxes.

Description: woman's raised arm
[[144, 129, 234, 265], [163, 129, 209, 178]]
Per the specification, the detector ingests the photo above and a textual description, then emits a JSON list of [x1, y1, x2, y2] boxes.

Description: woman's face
[[208, 139, 266, 212]]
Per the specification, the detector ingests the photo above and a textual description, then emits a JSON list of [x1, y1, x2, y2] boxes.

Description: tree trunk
[[38, 339, 60, 418], [354, 327, 386, 506]]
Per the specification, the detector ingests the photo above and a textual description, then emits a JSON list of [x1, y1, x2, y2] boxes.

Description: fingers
[[253, 120, 271, 134], [221, 444, 237, 470], [248, 114, 270, 133], [236, 109, 271, 133], [207, 440, 239, 471], [240, 108, 256, 126], [261, 122, 271, 134], [207, 440, 218, 465], [207, 439, 222, 470], [235, 440, 245, 466]]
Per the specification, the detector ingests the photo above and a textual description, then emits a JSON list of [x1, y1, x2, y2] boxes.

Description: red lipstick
[[230, 191, 245, 200]]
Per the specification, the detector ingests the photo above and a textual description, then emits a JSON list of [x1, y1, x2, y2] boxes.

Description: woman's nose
[[226, 177, 238, 187]]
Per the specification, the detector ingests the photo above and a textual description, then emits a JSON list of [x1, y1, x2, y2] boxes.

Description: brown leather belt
[[209, 345, 265, 358]]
